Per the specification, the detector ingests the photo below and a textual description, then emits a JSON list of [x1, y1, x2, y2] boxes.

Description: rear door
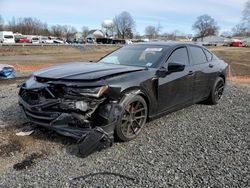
[[158, 46, 194, 112], [187, 45, 210, 101]]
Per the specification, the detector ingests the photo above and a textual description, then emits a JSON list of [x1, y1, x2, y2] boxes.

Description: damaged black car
[[18, 42, 228, 156]]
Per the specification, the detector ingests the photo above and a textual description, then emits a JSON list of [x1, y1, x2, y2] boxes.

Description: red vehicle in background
[[230, 41, 243, 47], [15, 36, 29, 43]]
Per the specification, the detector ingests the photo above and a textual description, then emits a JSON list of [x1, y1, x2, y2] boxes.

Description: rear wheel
[[115, 95, 148, 141], [207, 77, 225, 105]]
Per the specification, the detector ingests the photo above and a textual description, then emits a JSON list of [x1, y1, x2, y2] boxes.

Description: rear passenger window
[[203, 49, 213, 61], [167, 47, 189, 65], [189, 46, 207, 65]]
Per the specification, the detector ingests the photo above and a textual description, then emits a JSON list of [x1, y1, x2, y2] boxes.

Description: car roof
[[135, 41, 202, 47]]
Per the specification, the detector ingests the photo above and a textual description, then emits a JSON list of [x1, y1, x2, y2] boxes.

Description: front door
[[158, 46, 194, 112]]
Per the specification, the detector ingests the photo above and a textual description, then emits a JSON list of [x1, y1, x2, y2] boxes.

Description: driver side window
[[166, 47, 189, 66]]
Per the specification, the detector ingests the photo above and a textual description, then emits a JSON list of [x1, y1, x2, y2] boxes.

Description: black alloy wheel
[[207, 77, 225, 105], [115, 95, 148, 141], [214, 79, 225, 103]]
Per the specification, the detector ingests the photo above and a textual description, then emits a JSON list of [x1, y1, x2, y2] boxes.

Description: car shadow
[[2, 103, 76, 148], [2, 103, 115, 158]]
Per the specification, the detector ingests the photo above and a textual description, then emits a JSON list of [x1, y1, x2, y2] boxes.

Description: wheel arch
[[120, 87, 150, 120], [218, 74, 225, 82]]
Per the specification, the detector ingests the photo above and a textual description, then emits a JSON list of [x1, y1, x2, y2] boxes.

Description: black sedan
[[18, 42, 228, 154]]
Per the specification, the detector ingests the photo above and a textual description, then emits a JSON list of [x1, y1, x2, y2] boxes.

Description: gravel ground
[[0, 82, 249, 188]]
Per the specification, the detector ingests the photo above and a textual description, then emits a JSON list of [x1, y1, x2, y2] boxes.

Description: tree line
[[0, 0, 250, 40], [0, 11, 136, 40], [0, 16, 78, 40]]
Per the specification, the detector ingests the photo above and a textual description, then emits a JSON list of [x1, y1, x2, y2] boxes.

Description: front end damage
[[18, 78, 122, 157]]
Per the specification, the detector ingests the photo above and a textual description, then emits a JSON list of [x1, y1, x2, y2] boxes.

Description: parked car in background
[[0, 31, 15, 44], [53, 38, 64, 44], [39, 36, 54, 44], [230, 41, 243, 47], [15, 36, 29, 43], [65, 39, 73, 44], [27, 35, 39, 44], [242, 41, 250, 47]]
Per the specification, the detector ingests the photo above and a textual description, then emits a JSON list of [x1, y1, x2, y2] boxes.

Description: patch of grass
[[209, 47, 250, 76], [0, 45, 119, 73]]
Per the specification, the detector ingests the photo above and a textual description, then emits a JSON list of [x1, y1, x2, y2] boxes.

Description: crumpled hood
[[33, 62, 145, 81]]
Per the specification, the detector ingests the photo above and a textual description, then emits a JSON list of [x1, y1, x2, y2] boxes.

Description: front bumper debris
[[18, 85, 122, 157], [68, 127, 114, 157]]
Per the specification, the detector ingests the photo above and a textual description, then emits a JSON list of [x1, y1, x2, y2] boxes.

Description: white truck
[[0, 31, 15, 44], [26, 35, 39, 44], [39, 36, 53, 44]]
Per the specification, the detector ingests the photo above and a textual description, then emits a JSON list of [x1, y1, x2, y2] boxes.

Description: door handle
[[209, 64, 214, 68], [188, 71, 194, 75]]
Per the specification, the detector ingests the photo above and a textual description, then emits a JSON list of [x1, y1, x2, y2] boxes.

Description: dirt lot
[[0, 45, 118, 72], [0, 45, 249, 187], [208, 46, 250, 83], [0, 45, 249, 81]]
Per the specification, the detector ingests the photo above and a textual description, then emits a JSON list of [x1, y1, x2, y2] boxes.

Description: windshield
[[99, 45, 168, 68], [4, 35, 14, 39]]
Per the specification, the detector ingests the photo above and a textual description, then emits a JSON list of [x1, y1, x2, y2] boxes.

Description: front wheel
[[207, 77, 225, 105], [115, 95, 148, 141]]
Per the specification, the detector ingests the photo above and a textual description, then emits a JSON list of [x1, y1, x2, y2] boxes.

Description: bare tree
[[243, 0, 250, 23], [113, 11, 135, 39], [220, 31, 232, 38], [50, 25, 64, 37], [134, 32, 142, 39], [63, 25, 77, 40], [232, 23, 249, 37], [7, 17, 50, 35], [145, 25, 157, 39], [82, 26, 89, 38], [144, 23, 163, 39], [0, 15, 4, 30], [7, 17, 19, 33], [192, 14, 219, 41]]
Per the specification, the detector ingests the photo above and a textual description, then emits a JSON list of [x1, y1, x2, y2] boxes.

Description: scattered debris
[[0, 139, 22, 157], [68, 127, 113, 157], [16, 130, 34, 136], [0, 64, 16, 79], [13, 152, 44, 171], [16, 124, 35, 136]]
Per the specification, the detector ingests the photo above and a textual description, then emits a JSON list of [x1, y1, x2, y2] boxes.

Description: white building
[[86, 30, 105, 43]]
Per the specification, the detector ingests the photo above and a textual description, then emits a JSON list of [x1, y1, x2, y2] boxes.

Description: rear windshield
[[4, 35, 14, 39], [33, 37, 39, 40]]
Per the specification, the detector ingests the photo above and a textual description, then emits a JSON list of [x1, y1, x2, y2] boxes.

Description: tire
[[207, 77, 225, 105], [115, 94, 148, 141]]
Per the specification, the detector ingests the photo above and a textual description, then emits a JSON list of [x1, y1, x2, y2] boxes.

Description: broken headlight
[[75, 101, 88, 111], [68, 86, 108, 98]]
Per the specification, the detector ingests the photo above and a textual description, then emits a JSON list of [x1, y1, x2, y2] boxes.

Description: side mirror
[[156, 67, 168, 78], [168, 62, 185, 73]]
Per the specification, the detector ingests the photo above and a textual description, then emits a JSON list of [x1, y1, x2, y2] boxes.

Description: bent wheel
[[115, 95, 148, 141]]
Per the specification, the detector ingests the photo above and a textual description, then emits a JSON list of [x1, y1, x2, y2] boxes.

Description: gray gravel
[[0, 82, 249, 188]]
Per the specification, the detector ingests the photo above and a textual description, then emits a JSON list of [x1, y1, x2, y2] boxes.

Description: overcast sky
[[0, 0, 247, 35]]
